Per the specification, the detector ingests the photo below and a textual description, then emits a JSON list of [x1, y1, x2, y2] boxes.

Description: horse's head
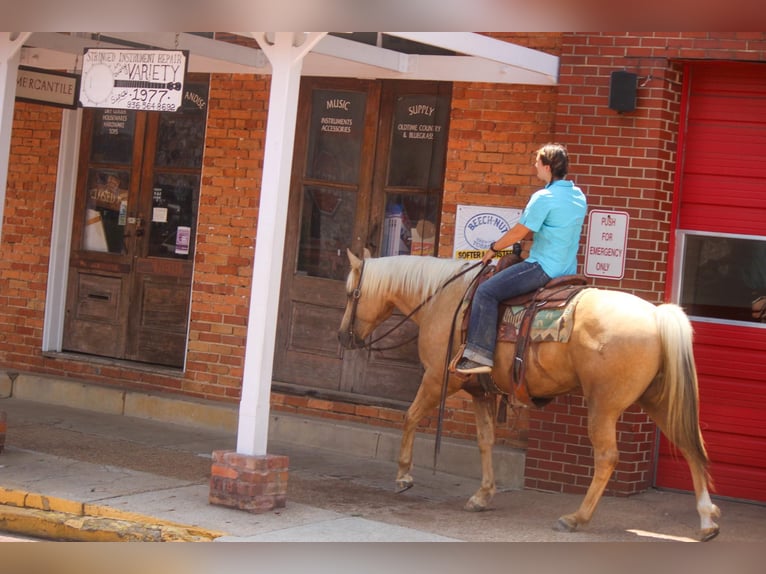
[[338, 248, 395, 349]]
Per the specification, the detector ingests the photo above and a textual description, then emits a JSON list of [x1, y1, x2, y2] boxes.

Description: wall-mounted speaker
[[608, 70, 637, 113]]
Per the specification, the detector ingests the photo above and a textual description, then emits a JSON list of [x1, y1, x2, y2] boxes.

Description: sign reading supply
[[584, 209, 629, 279], [79, 48, 187, 111]]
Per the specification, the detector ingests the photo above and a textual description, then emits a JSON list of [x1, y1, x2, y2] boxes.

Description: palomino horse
[[337, 249, 720, 541]]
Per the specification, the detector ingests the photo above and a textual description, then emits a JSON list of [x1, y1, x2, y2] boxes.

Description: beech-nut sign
[[584, 209, 629, 279]]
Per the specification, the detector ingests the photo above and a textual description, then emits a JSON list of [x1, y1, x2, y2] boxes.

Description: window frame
[[672, 229, 766, 329]]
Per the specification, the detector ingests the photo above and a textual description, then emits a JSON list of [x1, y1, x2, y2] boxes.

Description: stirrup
[[448, 344, 467, 373]]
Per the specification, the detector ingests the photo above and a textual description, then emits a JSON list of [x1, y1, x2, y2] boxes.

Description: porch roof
[[20, 32, 559, 86]]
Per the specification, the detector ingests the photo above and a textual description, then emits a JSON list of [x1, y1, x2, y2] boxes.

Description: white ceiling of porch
[[19, 32, 559, 85]]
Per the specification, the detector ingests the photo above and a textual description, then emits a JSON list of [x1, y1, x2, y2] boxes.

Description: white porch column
[[0, 32, 31, 243], [236, 32, 327, 456]]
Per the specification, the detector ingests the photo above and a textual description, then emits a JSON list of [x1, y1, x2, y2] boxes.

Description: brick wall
[[186, 73, 269, 400], [3, 33, 765, 496], [0, 75, 270, 402], [0, 103, 62, 371], [524, 32, 766, 495]]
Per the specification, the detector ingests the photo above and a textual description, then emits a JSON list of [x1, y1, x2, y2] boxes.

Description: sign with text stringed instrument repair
[[79, 48, 188, 112]]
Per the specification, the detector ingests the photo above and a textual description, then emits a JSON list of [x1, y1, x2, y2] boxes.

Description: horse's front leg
[[464, 390, 497, 511], [396, 370, 445, 492]]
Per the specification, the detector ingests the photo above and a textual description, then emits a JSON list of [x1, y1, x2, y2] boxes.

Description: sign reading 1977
[[79, 48, 187, 111]]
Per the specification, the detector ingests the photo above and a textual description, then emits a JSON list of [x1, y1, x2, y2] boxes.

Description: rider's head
[[535, 143, 569, 181]]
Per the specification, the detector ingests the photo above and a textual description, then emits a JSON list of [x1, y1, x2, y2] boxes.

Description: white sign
[[79, 48, 187, 111], [16, 66, 80, 109], [585, 210, 629, 279], [453, 205, 522, 260]]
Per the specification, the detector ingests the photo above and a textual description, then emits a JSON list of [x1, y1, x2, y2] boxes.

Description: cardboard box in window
[[411, 220, 435, 256]]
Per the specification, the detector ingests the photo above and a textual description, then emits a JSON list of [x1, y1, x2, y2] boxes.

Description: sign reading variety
[[79, 48, 187, 111]]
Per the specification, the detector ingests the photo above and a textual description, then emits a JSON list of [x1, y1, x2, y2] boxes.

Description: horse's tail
[[654, 304, 710, 478]]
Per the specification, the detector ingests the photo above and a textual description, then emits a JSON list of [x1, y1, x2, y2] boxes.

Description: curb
[[0, 487, 226, 542]]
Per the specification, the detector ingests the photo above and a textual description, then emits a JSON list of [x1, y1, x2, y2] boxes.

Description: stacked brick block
[[209, 450, 288, 513]]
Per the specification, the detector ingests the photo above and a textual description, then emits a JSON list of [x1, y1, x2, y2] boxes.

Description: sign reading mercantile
[[16, 66, 80, 109], [79, 48, 188, 112]]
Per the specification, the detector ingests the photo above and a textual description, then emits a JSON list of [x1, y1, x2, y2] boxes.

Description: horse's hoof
[[396, 482, 415, 494], [554, 515, 578, 532], [700, 526, 720, 542], [464, 496, 487, 512], [396, 474, 415, 494]]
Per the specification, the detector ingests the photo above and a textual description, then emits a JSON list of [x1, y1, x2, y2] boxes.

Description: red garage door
[[658, 62, 766, 503]]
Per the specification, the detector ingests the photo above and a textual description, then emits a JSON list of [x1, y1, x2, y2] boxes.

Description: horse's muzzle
[[338, 330, 365, 349]]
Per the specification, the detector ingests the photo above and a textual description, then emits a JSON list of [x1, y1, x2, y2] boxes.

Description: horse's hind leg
[[638, 394, 720, 541], [464, 390, 497, 511], [555, 410, 619, 532]]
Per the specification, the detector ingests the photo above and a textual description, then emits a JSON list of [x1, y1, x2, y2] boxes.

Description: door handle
[[134, 216, 145, 237]]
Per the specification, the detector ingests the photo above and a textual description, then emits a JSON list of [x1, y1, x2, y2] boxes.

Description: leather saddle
[[457, 254, 589, 407]]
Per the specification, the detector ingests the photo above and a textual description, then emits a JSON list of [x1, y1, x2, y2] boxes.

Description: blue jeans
[[463, 261, 551, 365]]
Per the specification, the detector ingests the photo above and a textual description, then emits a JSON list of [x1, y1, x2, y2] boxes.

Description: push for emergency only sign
[[584, 210, 629, 279]]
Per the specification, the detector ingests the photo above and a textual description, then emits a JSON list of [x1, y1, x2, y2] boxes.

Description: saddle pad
[[497, 292, 581, 344]]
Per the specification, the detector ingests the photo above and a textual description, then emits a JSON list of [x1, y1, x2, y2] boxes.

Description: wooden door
[[63, 80, 209, 368], [273, 78, 451, 406]]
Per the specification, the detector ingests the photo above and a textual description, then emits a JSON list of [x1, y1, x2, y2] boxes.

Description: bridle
[[344, 258, 485, 352]]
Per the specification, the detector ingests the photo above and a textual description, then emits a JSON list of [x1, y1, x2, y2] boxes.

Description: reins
[[348, 259, 484, 352], [434, 260, 490, 469], [346, 254, 491, 476]]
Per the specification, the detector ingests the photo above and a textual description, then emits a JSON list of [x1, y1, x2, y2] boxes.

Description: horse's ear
[[346, 248, 362, 268], [363, 247, 372, 260]]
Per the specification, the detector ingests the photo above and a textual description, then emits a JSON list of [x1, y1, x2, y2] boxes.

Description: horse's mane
[[361, 256, 475, 300]]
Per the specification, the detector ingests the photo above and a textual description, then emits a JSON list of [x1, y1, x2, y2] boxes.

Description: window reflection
[[381, 193, 439, 257], [297, 186, 357, 280], [147, 174, 198, 259], [82, 169, 129, 253], [679, 233, 766, 323]]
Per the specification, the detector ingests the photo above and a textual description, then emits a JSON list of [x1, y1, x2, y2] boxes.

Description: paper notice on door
[[175, 226, 191, 255], [152, 206, 168, 223]]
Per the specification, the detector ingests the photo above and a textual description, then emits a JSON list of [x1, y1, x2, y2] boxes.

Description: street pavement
[[1, 395, 766, 544]]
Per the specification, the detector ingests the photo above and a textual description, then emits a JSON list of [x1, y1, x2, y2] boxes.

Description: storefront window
[[381, 193, 439, 257], [297, 186, 357, 280], [677, 232, 766, 324]]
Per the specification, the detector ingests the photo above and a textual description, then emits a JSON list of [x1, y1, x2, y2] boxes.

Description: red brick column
[[209, 450, 288, 513], [524, 395, 656, 496]]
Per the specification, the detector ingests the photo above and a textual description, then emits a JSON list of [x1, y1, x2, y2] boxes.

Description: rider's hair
[[536, 143, 569, 180]]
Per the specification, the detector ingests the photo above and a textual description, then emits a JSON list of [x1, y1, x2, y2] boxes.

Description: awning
[[21, 32, 559, 85]]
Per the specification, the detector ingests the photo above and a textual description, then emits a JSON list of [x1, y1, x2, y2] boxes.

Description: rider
[[454, 143, 587, 375]]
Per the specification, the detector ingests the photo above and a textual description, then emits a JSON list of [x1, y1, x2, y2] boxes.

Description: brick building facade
[[2, 32, 765, 501]]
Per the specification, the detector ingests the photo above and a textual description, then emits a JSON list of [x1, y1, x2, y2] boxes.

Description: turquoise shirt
[[520, 179, 587, 277]]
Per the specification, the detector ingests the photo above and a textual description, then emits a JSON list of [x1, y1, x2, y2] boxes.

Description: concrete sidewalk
[[1, 395, 765, 542]]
